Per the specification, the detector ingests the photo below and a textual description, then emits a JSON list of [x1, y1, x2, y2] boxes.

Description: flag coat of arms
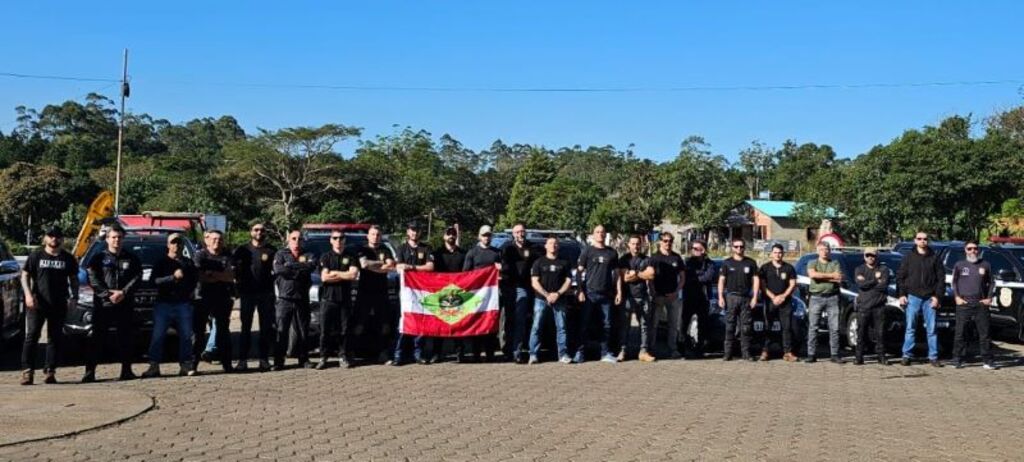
[[399, 267, 500, 337]]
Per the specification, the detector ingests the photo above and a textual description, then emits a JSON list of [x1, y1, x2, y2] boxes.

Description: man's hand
[[577, 291, 586, 303], [773, 295, 785, 306], [173, 269, 184, 280], [930, 296, 939, 309], [981, 298, 992, 305], [749, 298, 758, 309], [954, 296, 966, 306], [25, 293, 36, 310], [718, 297, 726, 309], [898, 296, 908, 306], [614, 293, 622, 305], [109, 290, 125, 304], [547, 293, 560, 305]]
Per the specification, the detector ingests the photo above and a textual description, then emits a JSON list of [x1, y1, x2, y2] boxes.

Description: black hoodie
[[896, 246, 945, 299]]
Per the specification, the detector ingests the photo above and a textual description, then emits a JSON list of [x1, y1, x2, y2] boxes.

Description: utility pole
[[114, 48, 129, 215]]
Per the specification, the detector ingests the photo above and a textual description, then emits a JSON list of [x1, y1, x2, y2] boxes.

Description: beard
[[966, 254, 979, 263]]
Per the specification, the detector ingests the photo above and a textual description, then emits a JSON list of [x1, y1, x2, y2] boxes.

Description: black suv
[[894, 241, 1024, 341], [793, 250, 948, 353], [65, 229, 198, 340]]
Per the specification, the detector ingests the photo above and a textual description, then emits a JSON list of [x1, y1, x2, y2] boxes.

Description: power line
[[2, 70, 1023, 93]]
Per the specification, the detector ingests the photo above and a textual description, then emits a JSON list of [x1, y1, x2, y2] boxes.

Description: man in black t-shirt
[[617, 235, 655, 362], [194, 230, 236, 373], [718, 239, 760, 361], [144, 233, 199, 379], [231, 221, 277, 372], [430, 227, 467, 362], [316, 231, 359, 369], [392, 222, 435, 366], [647, 233, 685, 359], [462, 225, 501, 361], [575, 225, 621, 363], [528, 236, 573, 364], [20, 227, 78, 385], [499, 223, 539, 363], [757, 244, 797, 362], [357, 225, 396, 364]]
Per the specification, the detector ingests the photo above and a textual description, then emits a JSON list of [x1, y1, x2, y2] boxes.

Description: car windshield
[[85, 236, 196, 267], [1005, 248, 1024, 267]]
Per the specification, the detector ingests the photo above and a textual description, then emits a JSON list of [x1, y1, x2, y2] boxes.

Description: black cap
[[406, 221, 422, 231], [444, 226, 458, 236], [45, 227, 64, 238]]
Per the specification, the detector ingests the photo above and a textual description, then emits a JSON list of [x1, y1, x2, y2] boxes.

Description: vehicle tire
[[846, 311, 859, 350]]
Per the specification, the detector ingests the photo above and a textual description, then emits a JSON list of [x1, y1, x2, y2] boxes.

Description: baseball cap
[[44, 227, 64, 238], [478, 225, 493, 236], [167, 233, 185, 244], [863, 247, 878, 256], [444, 226, 458, 236]]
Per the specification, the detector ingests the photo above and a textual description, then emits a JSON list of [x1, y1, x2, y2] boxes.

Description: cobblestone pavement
[[1, 342, 1022, 462]]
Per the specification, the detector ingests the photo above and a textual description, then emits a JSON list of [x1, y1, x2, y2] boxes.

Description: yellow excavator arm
[[73, 191, 115, 259]]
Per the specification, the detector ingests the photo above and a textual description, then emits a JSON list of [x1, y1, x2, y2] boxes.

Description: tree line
[[1, 93, 1022, 250]]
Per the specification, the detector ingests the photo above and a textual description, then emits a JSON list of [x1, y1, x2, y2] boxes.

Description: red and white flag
[[399, 267, 500, 337]]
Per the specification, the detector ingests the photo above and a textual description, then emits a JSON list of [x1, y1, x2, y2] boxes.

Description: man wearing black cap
[[430, 226, 466, 362], [463, 225, 502, 361], [83, 224, 142, 382], [143, 233, 198, 378], [20, 227, 78, 385], [392, 222, 435, 365], [231, 220, 277, 372]]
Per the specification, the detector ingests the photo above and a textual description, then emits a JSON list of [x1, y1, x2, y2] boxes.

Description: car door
[[0, 243, 23, 339]]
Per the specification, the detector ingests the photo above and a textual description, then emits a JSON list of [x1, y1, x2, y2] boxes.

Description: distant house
[[725, 200, 837, 252]]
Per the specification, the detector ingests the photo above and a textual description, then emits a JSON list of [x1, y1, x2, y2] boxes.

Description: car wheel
[[846, 312, 858, 349]]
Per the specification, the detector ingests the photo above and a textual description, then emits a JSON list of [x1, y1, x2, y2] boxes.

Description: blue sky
[[2, 1, 1022, 162]]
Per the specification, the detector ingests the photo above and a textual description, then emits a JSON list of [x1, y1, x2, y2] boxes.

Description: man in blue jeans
[[144, 233, 198, 378], [897, 231, 946, 367], [528, 236, 573, 364], [500, 223, 539, 363], [575, 225, 621, 363]]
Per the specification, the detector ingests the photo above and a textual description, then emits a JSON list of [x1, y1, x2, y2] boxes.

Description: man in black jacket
[[194, 230, 235, 374], [84, 224, 142, 382], [144, 233, 199, 378], [682, 240, 716, 359], [896, 232, 946, 367], [272, 230, 317, 370], [853, 248, 890, 365]]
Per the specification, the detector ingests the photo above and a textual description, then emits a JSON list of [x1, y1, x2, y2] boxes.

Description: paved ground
[[0, 385, 153, 446], [0, 340, 1022, 461]]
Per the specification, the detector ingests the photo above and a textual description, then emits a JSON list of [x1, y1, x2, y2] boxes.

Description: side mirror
[[997, 269, 1017, 281]]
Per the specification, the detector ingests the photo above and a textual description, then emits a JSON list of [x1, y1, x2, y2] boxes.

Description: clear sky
[[2, 1, 1022, 162]]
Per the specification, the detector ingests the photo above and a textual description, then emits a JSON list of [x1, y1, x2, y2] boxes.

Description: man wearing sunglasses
[[20, 227, 78, 385], [316, 230, 359, 369], [718, 238, 760, 361], [951, 240, 998, 370], [682, 240, 716, 359], [896, 232, 945, 367], [853, 247, 890, 365], [648, 233, 685, 359], [806, 242, 843, 364], [231, 220, 278, 372]]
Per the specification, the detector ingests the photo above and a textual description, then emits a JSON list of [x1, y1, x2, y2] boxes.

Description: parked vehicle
[[0, 241, 25, 347]]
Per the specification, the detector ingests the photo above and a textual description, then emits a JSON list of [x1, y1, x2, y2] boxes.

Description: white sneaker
[[559, 356, 573, 364], [528, 355, 539, 365], [983, 363, 999, 370], [600, 354, 617, 363]]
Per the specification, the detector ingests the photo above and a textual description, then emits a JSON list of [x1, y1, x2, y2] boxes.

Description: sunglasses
[[330, 236, 344, 241], [965, 247, 979, 251], [915, 237, 928, 242], [733, 245, 745, 249], [252, 228, 265, 232], [660, 239, 673, 243], [865, 254, 877, 258], [692, 247, 705, 252]]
